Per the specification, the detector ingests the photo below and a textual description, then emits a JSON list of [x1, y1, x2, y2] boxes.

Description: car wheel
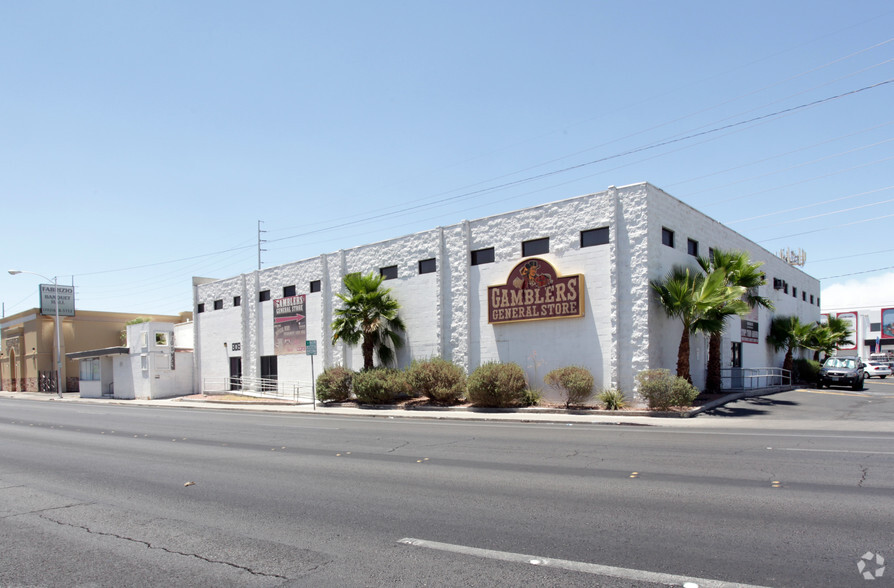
[[882, 375, 888, 379], [852, 380, 863, 391]]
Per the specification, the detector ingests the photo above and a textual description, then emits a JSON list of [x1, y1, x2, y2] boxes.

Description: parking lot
[[704, 376, 894, 425]]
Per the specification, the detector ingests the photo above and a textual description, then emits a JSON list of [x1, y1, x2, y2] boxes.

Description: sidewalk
[[4, 387, 892, 432], [0, 386, 854, 431]]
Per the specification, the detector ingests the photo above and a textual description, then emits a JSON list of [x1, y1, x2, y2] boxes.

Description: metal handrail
[[716, 367, 791, 391], [202, 376, 315, 404]]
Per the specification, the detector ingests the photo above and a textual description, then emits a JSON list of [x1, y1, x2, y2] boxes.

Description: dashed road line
[[398, 537, 772, 588]]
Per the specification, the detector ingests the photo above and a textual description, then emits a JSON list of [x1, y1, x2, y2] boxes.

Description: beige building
[[1, 309, 190, 393]]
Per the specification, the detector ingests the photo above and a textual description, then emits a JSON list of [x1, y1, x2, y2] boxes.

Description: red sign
[[274, 295, 307, 355], [488, 258, 584, 324], [882, 307, 894, 339]]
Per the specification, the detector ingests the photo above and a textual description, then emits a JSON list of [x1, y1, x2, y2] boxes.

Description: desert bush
[[407, 358, 467, 403], [792, 358, 822, 385], [635, 369, 698, 410], [670, 376, 699, 408], [520, 388, 542, 407], [597, 388, 626, 410], [316, 366, 353, 402], [544, 366, 595, 408], [467, 362, 527, 408], [352, 368, 410, 405]]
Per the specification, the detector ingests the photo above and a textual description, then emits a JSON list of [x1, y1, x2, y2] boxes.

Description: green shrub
[[407, 357, 467, 403], [635, 369, 698, 410], [670, 377, 699, 408], [520, 388, 542, 407], [467, 362, 528, 408], [352, 368, 410, 405], [597, 388, 626, 410], [792, 358, 821, 385], [316, 366, 353, 402], [544, 366, 595, 408]]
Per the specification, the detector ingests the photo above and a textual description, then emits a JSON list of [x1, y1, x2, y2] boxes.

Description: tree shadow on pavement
[[746, 397, 799, 407], [704, 405, 771, 417], [704, 396, 800, 417]]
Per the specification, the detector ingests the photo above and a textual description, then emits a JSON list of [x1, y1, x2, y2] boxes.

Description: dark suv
[[819, 356, 865, 390]]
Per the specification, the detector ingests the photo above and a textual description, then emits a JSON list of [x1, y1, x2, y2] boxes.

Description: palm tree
[[806, 316, 854, 362], [698, 250, 774, 393], [767, 315, 813, 375], [331, 272, 406, 370], [651, 266, 748, 384]]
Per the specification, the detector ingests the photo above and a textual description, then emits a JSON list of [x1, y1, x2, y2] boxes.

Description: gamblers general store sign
[[488, 258, 584, 324]]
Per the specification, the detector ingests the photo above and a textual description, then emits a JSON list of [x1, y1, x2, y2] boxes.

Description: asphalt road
[[1, 389, 892, 587]]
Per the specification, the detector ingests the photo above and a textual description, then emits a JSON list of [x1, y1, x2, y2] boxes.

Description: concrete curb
[[0, 386, 798, 425]]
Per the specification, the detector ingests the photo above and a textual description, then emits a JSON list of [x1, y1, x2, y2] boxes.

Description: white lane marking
[[776, 447, 894, 455], [398, 537, 772, 588]]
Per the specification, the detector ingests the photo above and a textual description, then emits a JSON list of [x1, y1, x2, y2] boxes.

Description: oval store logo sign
[[488, 258, 584, 324]]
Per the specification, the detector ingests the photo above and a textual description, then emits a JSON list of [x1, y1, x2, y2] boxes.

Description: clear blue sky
[[2, 1, 893, 318]]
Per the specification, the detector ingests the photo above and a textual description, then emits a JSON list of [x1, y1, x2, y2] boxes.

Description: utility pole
[[258, 220, 267, 270]]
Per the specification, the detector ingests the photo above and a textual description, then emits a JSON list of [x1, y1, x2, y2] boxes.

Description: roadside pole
[[306, 340, 317, 410]]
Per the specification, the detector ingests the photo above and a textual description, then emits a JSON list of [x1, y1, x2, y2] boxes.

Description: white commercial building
[[192, 183, 820, 403], [69, 320, 195, 400], [820, 305, 894, 359]]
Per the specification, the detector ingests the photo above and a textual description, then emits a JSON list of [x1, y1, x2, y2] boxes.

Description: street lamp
[[8, 269, 64, 398]]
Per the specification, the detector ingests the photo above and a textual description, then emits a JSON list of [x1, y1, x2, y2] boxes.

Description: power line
[[811, 247, 894, 264], [264, 78, 894, 248], [760, 211, 894, 243], [819, 266, 894, 279], [728, 184, 894, 224]]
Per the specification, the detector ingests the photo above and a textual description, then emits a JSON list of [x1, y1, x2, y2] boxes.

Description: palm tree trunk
[[783, 348, 794, 376], [705, 332, 722, 393], [677, 329, 692, 384], [361, 335, 375, 371]]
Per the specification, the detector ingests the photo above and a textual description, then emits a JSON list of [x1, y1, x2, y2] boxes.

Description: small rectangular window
[[213, 299, 223, 310], [792, 287, 797, 298], [380, 265, 398, 280], [233, 296, 241, 307], [871, 322, 881, 332], [197, 303, 205, 314], [522, 237, 549, 257], [259, 290, 271, 302], [309, 280, 321, 293], [662, 228, 675, 248], [802, 292, 806, 301], [687, 238, 698, 257], [581, 227, 609, 247], [418, 258, 436, 274], [709, 248, 715, 262], [817, 297, 821, 306], [471, 247, 495, 265], [810, 294, 814, 304], [283, 285, 296, 297]]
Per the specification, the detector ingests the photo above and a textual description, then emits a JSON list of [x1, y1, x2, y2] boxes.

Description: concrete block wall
[[193, 182, 821, 402], [645, 184, 821, 388]]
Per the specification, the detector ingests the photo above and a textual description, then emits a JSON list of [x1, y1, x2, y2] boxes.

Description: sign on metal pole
[[39, 284, 75, 317], [306, 340, 317, 356]]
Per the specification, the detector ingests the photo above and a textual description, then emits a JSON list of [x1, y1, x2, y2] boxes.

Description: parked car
[[868, 353, 894, 370], [819, 356, 865, 390], [864, 361, 892, 379]]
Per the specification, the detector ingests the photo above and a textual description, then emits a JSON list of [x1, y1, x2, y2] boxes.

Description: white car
[[864, 361, 892, 379]]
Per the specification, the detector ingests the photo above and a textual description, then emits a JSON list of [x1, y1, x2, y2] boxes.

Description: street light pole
[[8, 269, 64, 398]]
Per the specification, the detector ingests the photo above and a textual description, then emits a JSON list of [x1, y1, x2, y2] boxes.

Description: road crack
[[37, 513, 289, 580]]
